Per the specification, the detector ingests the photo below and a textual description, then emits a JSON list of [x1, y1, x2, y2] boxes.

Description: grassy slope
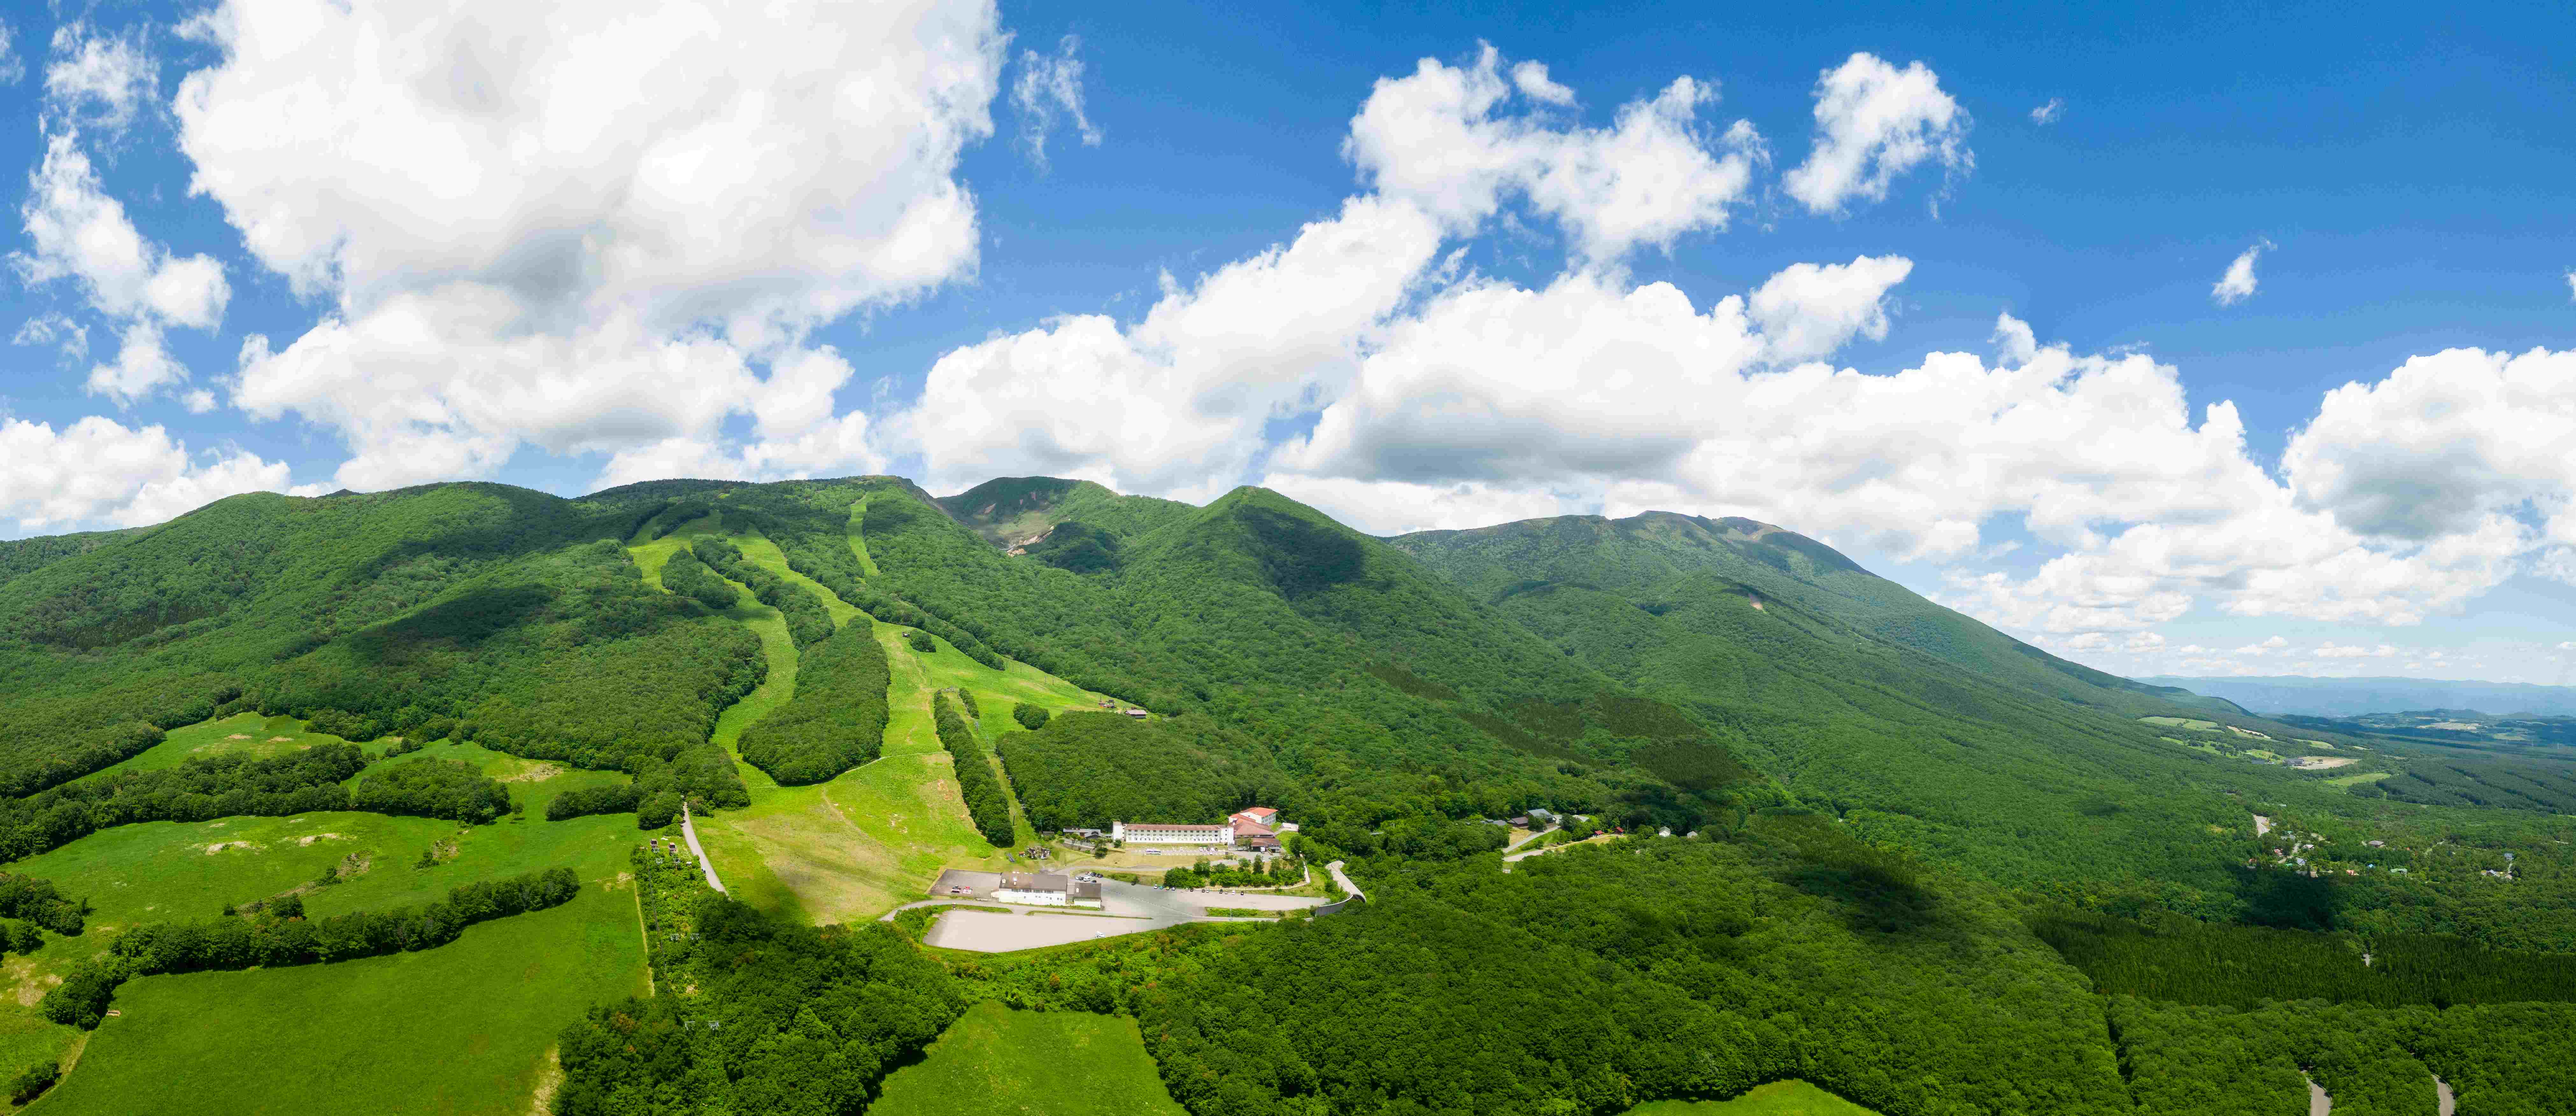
[[644, 511, 1107, 924], [6, 726, 648, 1112], [867, 1001, 1186, 1116], [1625, 1081, 1882, 1116]]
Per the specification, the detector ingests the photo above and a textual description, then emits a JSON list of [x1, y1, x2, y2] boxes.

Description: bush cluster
[[352, 757, 516, 823]]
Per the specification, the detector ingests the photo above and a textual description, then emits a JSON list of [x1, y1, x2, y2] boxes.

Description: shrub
[[9, 1060, 57, 1104], [1012, 703, 1051, 730], [907, 629, 936, 652], [637, 792, 682, 830]]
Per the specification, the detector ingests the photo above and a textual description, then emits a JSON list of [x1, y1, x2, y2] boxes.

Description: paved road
[[1326, 860, 1365, 902], [679, 800, 727, 895]]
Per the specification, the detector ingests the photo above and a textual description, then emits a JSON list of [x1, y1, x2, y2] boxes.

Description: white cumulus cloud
[[13, 130, 231, 405], [2029, 98, 2063, 125], [0, 415, 292, 532], [2212, 240, 2269, 306], [178, 0, 1007, 491], [1748, 254, 1913, 364], [1782, 53, 1971, 215]]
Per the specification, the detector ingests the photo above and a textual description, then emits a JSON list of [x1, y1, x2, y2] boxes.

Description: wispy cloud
[[2028, 98, 2063, 125], [1012, 35, 1102, 171]]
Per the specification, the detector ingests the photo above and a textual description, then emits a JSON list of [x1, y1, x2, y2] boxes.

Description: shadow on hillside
[[2231, 865, 2343, 932]]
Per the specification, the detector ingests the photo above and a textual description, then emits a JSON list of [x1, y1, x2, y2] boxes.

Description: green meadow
[[0, 721, 647, 1112], [1624, 1080, 1882, 1116], [36, 882, 644, 1116], [868, 1001, 1186, 1116]]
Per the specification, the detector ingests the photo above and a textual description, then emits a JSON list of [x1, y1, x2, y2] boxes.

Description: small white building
[[995, 871, 1102, 908]]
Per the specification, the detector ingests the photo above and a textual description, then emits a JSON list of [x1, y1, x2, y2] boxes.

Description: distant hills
[[2147, 675, 2576, 718]]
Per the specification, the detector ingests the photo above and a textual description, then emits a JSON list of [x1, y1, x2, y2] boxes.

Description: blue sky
[[2, 0, 2573, 682]]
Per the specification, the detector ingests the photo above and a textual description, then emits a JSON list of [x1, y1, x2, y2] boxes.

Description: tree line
[[0, 744, 515, 862], [932, 691, 1014, 847], [737, 622, 890, 785], [39, 867, 580, 1028]]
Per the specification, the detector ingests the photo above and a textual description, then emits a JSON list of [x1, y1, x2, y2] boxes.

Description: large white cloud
[[179, 0, 1006, 489], [2283, 346, 2576, 546], [1343, 45, 1761, 261], [907, 46, 1762, 496], [1782, 53, 1970, 215], [0, 415, 293, 532]]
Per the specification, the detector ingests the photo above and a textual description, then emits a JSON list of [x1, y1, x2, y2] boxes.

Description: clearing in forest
[[867, 1001, 1186, 1116], [2138, 716, 2223, 733], [1624, 1080, 1883, 1115]]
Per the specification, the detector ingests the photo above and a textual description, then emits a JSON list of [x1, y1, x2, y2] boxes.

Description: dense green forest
[[996, 711, 1255, 830], [737, 623, 892, 785]]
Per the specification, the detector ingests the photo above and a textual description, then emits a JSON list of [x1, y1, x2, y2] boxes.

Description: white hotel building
[[1111, 821, 1233, 846]]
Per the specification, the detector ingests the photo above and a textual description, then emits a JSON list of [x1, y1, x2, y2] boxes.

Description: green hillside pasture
[[71, 712, 360, 784], [2328, 770, 2396, 789], [1625, 1081, 1881, 1116], [694, 620, 1014, 924], [0, 738, 635, 1008], [37, 882, 645, 1116], [2139, 716, 2223, 732], [868, 1001, 1185, 1116]]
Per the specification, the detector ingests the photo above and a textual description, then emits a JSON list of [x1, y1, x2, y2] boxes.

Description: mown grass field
[[0, 724, 647, 1112], [37, 882, 644, 1116], [868, 1001, 1186, 1116], [73, 712, 357, 784], [1624, 1080, 1882, 1116]]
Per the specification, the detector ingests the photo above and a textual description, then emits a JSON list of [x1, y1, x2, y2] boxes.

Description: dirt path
[[2434, 1074, 2455, 1116], [1326, 860, 1366, 902], [2306, 1073, 2330, 1116]]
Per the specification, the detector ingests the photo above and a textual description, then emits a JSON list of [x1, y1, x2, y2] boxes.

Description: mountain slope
[[859, 485, 1759, 829], [1393, 511, 2233, 716], [1390, 511, 2366, 911]]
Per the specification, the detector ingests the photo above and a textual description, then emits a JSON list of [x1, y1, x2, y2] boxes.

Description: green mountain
[[4, 476, 2573, 1114]]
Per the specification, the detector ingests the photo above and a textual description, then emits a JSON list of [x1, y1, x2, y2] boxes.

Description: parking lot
[[911, 869, 1331, 952]]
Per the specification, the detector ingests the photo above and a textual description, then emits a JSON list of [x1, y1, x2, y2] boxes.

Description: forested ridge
[[5, 474, 2576, 1111]]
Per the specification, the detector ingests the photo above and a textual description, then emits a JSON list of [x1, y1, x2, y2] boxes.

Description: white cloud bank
[[0, 416, 292, 531]]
